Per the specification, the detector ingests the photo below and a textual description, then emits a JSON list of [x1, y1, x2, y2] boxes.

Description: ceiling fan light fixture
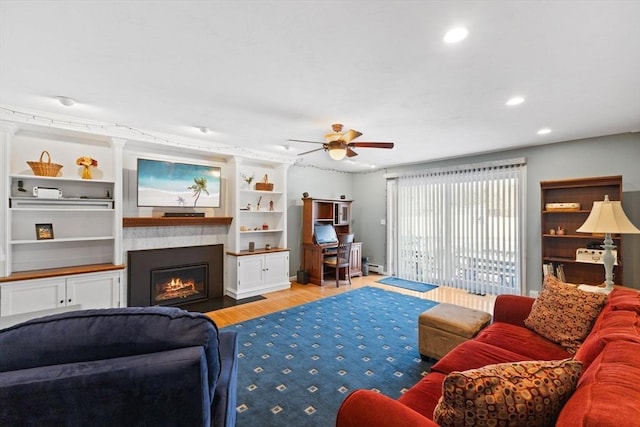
[[328, 147, 347, 161], [327, 141, 347, 160]]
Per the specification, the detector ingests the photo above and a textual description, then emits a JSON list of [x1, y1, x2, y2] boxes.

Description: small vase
[[82, 165, 92, 179]]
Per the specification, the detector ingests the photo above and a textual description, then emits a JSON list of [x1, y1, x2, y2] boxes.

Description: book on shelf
[[542, 262, 565, 282], [556, 264, 566, 282], [542, 262, 555, 277]]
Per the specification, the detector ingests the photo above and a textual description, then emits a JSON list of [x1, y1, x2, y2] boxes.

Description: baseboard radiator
[[367, 264, 383, 274]]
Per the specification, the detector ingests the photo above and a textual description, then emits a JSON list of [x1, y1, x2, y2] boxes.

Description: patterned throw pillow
[[524, 274, 608, 353], [433, 359, 583, 427]]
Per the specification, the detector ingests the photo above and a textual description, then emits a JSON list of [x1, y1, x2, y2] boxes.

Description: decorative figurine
[[76, 156, 98, 179]]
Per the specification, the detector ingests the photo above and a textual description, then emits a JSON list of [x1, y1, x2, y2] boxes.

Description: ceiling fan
[[288, 124, 394, 160]]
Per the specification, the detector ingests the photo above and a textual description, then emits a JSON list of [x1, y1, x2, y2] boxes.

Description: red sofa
[[336, 287, 640, 427]]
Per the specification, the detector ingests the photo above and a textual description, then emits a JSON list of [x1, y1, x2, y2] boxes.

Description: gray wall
[[287, 132, 640, 294]]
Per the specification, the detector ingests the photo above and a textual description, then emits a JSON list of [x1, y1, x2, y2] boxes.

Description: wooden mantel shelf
[[123, 217, 233, 227]]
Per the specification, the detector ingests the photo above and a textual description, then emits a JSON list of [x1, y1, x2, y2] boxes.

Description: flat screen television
[[137, 158, 221, 208], [314, 224, 338, 244]]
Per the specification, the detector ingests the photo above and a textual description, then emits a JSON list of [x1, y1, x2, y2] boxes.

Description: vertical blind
[[391, 159, 525, 295]]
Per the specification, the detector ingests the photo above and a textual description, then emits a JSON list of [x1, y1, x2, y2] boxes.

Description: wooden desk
[[303, 242, 362, 286]]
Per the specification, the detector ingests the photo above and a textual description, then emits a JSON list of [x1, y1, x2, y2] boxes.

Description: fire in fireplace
[[151, 264, 207, 306], [128, 244, 224, 312]]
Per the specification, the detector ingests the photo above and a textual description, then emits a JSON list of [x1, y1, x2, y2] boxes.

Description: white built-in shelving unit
[[226, 158, 290, 299], [0, 123, 124, 320]]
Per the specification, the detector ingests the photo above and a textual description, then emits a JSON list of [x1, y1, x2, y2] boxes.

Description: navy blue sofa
[[0, 306, 238, 426]]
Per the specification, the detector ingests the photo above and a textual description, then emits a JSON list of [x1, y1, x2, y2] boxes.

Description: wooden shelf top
[[227, 247, 290, 256], [123, 217, 233, 227], [0, 263, 126, 283]]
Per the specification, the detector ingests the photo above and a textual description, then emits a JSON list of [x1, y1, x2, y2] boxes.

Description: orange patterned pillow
[[433, 359, 582, 427], [524, 274, 607, 353]]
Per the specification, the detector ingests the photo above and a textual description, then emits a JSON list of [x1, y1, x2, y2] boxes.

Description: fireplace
[[128, 244, 224, 312], [152, 264, 208, 306]]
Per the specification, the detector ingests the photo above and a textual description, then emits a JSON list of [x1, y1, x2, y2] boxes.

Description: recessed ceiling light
[[443, 27, 469, 44], [55, 96, 76, 107], [537, 128, 552, 135], [506, 96, 525, 106]]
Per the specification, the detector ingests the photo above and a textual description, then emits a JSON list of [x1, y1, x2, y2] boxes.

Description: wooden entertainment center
[[301, 197, 362, 286]]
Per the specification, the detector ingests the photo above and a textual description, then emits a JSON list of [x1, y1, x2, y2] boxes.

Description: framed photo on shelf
[[35, 223, 54, 240]]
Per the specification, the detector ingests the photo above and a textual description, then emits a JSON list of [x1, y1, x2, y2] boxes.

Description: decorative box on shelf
[[545, 202, 581, 211], [576, 248, 618, 265]]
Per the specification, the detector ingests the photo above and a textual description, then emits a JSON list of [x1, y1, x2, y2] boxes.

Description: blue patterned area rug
[[222, 286, 438, 427], [376, 276, 438, 293]]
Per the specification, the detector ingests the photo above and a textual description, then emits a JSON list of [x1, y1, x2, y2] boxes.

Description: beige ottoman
[[419, 303, 491, 360]]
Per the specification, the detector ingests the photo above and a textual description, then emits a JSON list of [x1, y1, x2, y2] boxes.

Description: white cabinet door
[[0, 278, 66, 316], [264, 252, 289, 285], [66, 271, 121, 309], [238, 255, 265, 290], [230, 251, 290, 299], [0, 271, 121, 318]]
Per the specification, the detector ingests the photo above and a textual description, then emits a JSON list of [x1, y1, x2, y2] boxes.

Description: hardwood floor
[[207, 274, 496, 328]]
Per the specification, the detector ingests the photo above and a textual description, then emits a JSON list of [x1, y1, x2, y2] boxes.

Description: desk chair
[[324, 233, 354, 287]]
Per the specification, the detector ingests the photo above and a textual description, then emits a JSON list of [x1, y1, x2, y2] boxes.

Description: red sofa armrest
[[336, 390, 438, 427], [493, 294, 535, 327]]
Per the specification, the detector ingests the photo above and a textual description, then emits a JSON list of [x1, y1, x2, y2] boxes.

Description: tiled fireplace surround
[[122, 225, 230, 307]]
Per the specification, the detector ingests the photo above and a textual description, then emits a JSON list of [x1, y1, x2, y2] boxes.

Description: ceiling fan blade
[[349, 142, 394, 149], [287, 139, 325, 145], [297, 146, 326, 156], [342, 129, 363, 143], [346, 147, 358, 157]]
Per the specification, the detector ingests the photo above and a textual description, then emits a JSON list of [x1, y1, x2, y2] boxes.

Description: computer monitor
[[314, 224, 338, 244]]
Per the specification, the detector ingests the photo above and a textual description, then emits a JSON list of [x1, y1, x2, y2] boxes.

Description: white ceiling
[[1, 0, 639, 171]]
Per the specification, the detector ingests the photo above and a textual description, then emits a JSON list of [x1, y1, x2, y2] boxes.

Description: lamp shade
[[328, 147, 347, 161], [327, 141, 347, 161], [576, 195, 640, 234]]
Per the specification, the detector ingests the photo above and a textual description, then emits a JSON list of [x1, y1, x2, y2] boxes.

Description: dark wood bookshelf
[[540, 175, 623, 285]]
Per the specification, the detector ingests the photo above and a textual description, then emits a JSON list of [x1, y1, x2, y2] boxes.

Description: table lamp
[[576, 195, 640, 291]]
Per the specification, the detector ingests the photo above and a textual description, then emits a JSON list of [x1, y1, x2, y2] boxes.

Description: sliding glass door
[[387, 159, 526, 295]]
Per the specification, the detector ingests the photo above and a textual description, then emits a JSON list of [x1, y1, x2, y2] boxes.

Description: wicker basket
[[255, 182, 274, 191], [27, 151, 63, 177]]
